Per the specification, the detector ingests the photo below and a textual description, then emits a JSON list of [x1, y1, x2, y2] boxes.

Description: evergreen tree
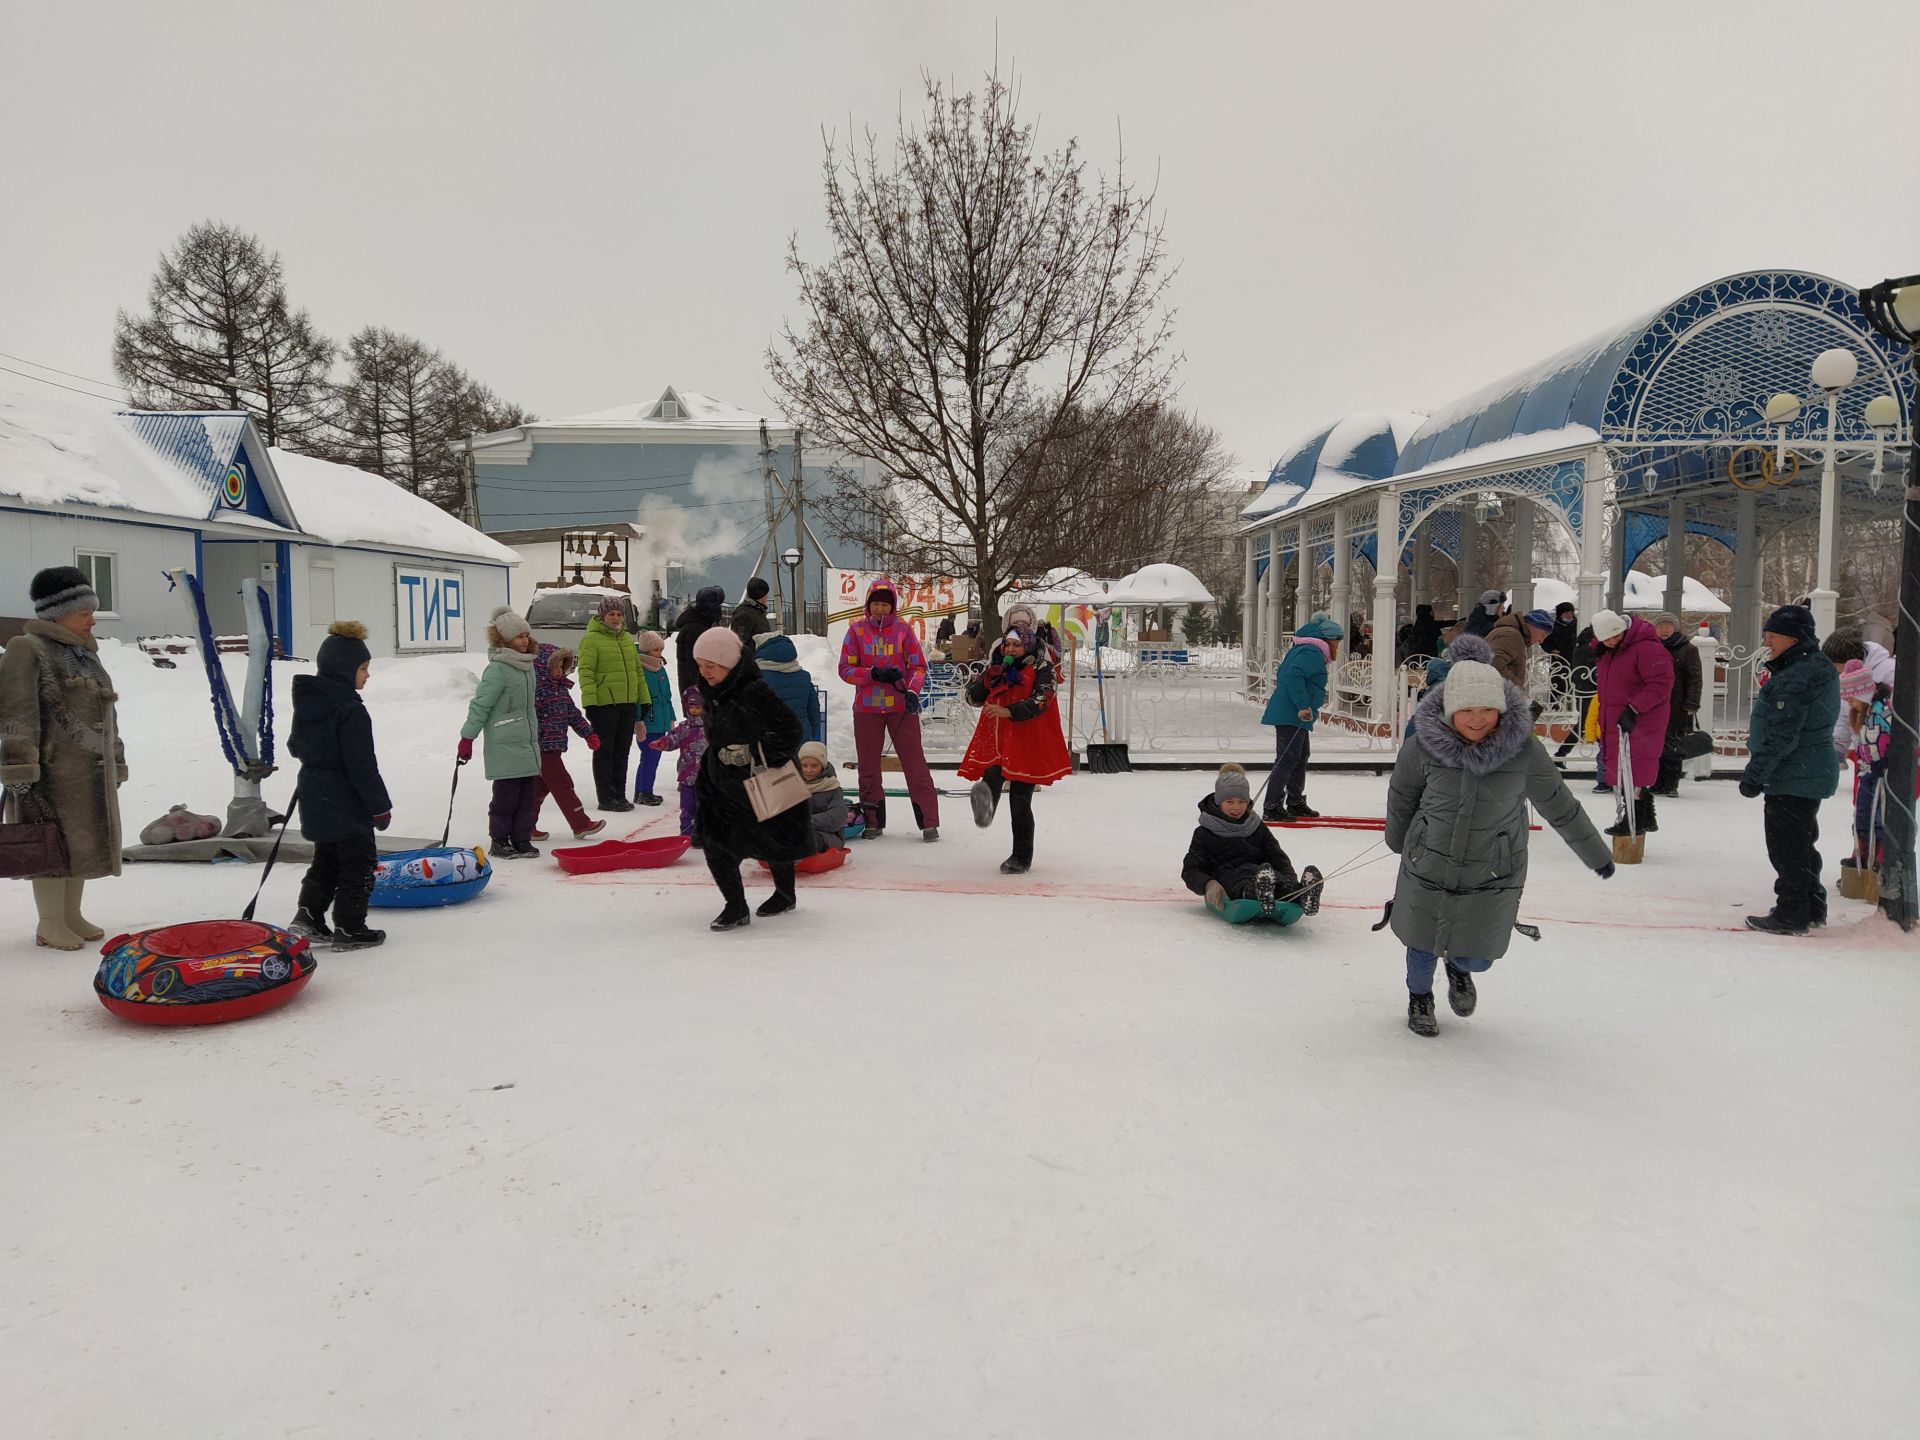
[[113, 221, 334, 447], [1215, 589, 1243, 645]]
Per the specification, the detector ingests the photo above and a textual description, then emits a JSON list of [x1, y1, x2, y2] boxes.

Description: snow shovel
[[1084, 626, 1131, 773], [1612, 727, 1645, 866]]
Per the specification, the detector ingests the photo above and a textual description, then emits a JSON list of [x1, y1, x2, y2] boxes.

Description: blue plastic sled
[[368, 845, 493, 909], [1213, 897, 1305, 927]]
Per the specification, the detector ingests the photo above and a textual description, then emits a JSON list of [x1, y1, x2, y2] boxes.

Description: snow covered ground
[[3, 644, 1916, 1438]]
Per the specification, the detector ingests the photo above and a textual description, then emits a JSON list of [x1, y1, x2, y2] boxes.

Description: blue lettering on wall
[[395, 568, 468, 650]]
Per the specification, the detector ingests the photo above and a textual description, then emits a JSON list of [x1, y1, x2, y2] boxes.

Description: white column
[[1607, 511, 1627, 612], [1330, 505, 1351, 644], [1732, 488, 1760, 654], [1411, 517, 1431, 605], [1456, 503, 1478, 618], [1241, 535, 1259, 690], [1266, 524, 1285, 668], [1293, 522, 1312, 633], [1372, 488, 1402, 728], [1810, 397, 1841, 634], [1511, 500, 1536, 615], [1663, 494, 1687, 618], [1577, 452, 1607, 623]]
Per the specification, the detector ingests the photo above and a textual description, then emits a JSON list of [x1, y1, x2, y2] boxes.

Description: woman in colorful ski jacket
[[837, 576, 940, 838]]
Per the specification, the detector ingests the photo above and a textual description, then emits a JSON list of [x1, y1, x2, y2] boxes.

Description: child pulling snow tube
[[368, 845, 492, 908], [94, 920, 316, 1026]]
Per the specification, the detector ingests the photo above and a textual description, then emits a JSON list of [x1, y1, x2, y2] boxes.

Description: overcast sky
[[3, 0, 1914, 481]]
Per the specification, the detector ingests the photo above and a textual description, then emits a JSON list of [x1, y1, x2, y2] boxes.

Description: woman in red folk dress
[[959, 626, 1072, 874]]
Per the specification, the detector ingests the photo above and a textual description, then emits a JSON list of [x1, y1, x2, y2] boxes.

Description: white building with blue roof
[[0, 382, 518, 656]]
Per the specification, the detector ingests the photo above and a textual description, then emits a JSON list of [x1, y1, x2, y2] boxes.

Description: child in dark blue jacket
[[288, 622, 391, 949]]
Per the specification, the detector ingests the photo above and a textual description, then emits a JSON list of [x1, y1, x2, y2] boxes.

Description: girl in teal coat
[[1259, 613, 1343, 819], [633, 629, 676, 804], [457, 606, 543, 857]]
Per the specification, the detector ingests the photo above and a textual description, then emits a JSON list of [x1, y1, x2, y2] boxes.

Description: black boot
[[1444, 962, 1477, 1017], [1297, 865, 1323, 916], [289, 907, 333, 941], [333, 923, 386, 950], [711, 906, 751, 931], [755, 892, 795, 918], [1285, 798, 1321, 820], [1638, 793, 1658, 833], [1253, 864, 1278, 914], [1000, 856, 1030, 875], [1407, 992, 1439, 1037]]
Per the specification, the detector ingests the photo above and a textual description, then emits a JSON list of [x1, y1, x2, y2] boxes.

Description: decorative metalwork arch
[[1395, 459, 1588, 561]]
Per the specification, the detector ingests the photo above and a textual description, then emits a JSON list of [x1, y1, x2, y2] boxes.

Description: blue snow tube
[[367, 845, 493, 909]]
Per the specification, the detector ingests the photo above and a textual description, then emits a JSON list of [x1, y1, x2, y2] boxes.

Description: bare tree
[[770, 71, 1178, 631], [113, 221, 334, 447]]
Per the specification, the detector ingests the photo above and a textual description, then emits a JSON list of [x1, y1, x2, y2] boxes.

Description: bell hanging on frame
[[586, 535, 601, 558]]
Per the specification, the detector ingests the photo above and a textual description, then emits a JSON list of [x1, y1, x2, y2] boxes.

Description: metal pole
[[1882, 372, 1919, 930], [1811, 393, 1842, 634], [758, 420, 783, 624], [792, 427, 807, 633]]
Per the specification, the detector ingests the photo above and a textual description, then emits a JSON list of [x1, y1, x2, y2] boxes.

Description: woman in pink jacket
[[1592, 609, 1675, 835], [837, 576, 941, 840]]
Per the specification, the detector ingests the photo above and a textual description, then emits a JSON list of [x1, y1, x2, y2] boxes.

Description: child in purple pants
[[650, 685, 708, 841]]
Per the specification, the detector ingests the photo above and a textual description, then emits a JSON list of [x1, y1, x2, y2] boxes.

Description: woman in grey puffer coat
[[1385, 657, 1614, 1037]]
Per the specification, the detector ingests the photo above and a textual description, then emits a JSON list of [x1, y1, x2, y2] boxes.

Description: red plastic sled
[[94, 919, 316, 1026], [553, 835, 692, 874], [757, 846, 852, 877]]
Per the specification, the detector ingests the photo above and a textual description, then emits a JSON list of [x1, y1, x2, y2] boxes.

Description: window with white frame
[[75, 551, 116, 615]]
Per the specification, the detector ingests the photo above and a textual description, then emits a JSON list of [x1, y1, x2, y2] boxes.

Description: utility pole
[[759, 420, 785, 625], [792, 426, 807, 633], [461, 433, 479, 529]]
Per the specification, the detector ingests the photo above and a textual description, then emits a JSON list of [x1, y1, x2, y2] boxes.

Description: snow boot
[[755, 891, 796, 919], [1605, 794, 1658, 838], [1253, 865, 1278, 914], [1297, 865, 1324, 916], [572, 819, 607, 839], [637, 792, 664, 807], [922, 826, 940, 842], [1745, 912, 1809, 936], [1444, 962, 1477, 1017], [333, 924, 387, 951], [600, 796, 634, 813], [64, 879, 103, 942], [1000, 856, 1030, 875], [710, 905, 751, 931], [1285, 799, 1321, 820], [1407, 991, 1439, 1037], [970, 780, 997, 828], [289, 908, 334, 942], [32, 879, 83, 950], [530, 829, 550, 842]]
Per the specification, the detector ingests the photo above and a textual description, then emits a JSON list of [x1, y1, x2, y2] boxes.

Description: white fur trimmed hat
[[1442, 660, 1507, 716]]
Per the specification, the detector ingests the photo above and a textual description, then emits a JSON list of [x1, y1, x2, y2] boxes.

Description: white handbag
[[744, 743, 809, 822]]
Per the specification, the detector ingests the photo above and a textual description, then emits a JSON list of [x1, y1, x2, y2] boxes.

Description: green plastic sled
[[1213, 897, 1305, 927]]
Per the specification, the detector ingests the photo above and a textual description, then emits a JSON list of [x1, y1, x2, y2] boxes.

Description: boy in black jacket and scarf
[[1181, 764, 1322, 915], [288, 621, 392, 949]]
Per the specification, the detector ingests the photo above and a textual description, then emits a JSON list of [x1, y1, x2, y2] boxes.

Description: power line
[[0, 350, 128, 392], [0, 362, 127, 404]]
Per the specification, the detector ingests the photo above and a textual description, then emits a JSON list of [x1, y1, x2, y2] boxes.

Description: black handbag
[[1675, 728, 1714, 760], [0, 786, 70, 880]]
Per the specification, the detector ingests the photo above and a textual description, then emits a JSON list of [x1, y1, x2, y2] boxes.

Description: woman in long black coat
[[689, 625, 811, 930]]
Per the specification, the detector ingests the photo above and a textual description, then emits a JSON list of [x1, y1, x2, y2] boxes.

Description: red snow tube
[[758, 847, 851, 877], [553, 835, 692, 874], [94, 919, 315, 1026]]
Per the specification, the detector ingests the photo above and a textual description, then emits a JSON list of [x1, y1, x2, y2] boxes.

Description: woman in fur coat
[[958, 627, 1071, 874], [0, 566, 126, 949]]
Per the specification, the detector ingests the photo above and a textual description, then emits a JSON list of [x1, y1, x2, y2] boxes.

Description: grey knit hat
[[489, 605, 530, 642], [30, 565, 97, 621], [1443, 660, 1507, 716], [1214, 763, 1252, 804]]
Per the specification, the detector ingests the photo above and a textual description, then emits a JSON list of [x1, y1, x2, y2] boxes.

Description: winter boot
[[572, 818, 607, 839], [1638, 793, 1658, 833], [333, 923, 387, 951], [1444, 962, 1478, 1017], [1407, 991, 1439, 1038], [970, 780, 997, 828], [31, 879, 83, 951], [289, 908, 334, 942], [1000, 856, 1030, 875], [710, 905, 751, 931], [64, 879, 103, 942], [922, 826, 940, 842], [755, 891, 797, 919], [1285, 799, 1321, 820], [1253, 865, 1278, 914], [530, 829, 550, 842], [1297, 865, 1324, 917], [1745, 912, 1809, 936], [637, 792, 664, 807]]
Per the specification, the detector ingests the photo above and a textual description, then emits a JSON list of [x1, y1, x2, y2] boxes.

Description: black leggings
[[585, 702, 636, 802], [705, 844, 796, 911], [983, 765, 1036, 864]]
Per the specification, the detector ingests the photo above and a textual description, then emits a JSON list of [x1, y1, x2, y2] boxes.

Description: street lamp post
[[781, 546, 803, 634], [1807, 347, 1859, 634], [1858, 273, 1920, 931]]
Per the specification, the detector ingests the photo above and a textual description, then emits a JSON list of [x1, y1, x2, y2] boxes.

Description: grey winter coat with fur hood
[[0, 622, 126, 878], [1385, 680, 1610, 961]]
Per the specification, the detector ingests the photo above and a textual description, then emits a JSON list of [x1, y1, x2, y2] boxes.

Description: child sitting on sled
[[796, 741, 848, 853], [1181, 763, 1323, 915]]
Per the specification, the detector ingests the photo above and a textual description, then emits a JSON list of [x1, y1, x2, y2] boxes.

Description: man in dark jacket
[[1551, 611, 1601, 761], [730, 576, 773, 646], [1651, 612, 1704, 796], [673, 585, 727, 692], [1400, 604, 1445, 662], [287, 621, 391, 948], [1741, 605, 1841, 935]]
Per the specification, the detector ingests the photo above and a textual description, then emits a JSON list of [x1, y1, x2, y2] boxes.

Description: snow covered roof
[[481, 385, 786, 442], [266, 449, 520, 564], [1240, 411, 1425, 522], [1387, 424, 1602, 487], [1622, 571, 1730, 614], [0, 383, 244, 522], [1096, 563, 1215, 606]]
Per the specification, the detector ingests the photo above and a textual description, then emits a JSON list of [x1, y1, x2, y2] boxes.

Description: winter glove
[[1297, 708, 1314, 723], [649, 738, 667, 751], [1594, 862, 1615, 880], [457, 737, 474, 763], [1617, 707, 1638, 734], [1739, 777, 1763, 798], [1529, 701, 1544, 721], [870, 666, 903, 685], [586, 734, 602, 752], [717, 744, 754, 767], [1204, 880, 1228, 912], [373, 812, 392, 831]]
